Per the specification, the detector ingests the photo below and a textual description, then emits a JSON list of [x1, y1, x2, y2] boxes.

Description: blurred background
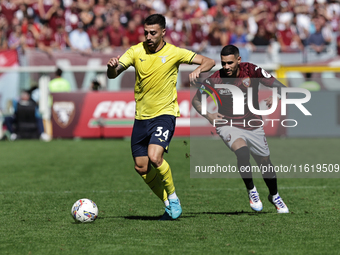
[[0, 0, 340, 140]]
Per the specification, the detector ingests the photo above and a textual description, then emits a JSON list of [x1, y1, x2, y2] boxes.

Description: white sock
[[168, 191, 178, 200], [164, 200, 169, 207]]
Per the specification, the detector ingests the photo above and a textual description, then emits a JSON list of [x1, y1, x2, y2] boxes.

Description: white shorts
[[216, 126, 270, 157]]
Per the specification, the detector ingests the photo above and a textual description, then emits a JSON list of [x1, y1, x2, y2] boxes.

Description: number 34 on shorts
[[149, 115, 176, 152], [154, 127, 169, 142]]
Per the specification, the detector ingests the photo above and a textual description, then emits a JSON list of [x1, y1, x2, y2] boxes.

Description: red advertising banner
[[0, 50, 18, 69], [51, 90, 284, 138], [0, 50, 19, 111]]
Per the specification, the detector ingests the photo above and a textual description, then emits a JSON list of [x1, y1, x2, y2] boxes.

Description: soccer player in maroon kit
[[192, 45, 289, 213]]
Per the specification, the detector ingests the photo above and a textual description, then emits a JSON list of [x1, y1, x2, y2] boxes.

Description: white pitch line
[[0, 185, 338, 195]]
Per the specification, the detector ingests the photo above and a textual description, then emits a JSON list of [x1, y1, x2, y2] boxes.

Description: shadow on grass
[[97, 215, 194, 221], [95, 211, 268, 221], [71, 211, 263, 224], [123, 215, 194, 220], [94, 211, 268, 221], [97, 211, 267, 221], [187, 211, 269, 216], [124, 216, 165, 220]]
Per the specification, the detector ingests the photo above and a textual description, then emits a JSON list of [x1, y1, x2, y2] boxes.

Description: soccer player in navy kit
[[192, 45, 289, 213], [107, 14, 215, 220]]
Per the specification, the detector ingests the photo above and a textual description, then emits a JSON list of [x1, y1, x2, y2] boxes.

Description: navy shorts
[[131, 115, 176, 157]]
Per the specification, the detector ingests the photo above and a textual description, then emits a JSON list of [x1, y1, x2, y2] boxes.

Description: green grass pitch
[[0, 138, 339, 254]]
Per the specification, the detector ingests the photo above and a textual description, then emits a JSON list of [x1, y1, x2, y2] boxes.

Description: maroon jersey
[[167, 29, 187, 47], [0, 2, 18, 24], [38, 33, 55, 47], [25, 31, 37, 48], [190, 24, 207, 46], [124, 28, 141, 46], [199, 62, 275, 130], [49, 15, 65, 33], [277, 28, 295, 47], [106, 25, 125, 47], [86, 25, 98, 38], [54, 31, 68, 50]]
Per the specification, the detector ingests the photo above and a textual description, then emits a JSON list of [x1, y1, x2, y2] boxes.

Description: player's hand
[[264, 96, 273, 108], [107, 55, 120, 69], [264, 96, 279, 108], [189, 68, 201, 86], [207, 112, 224, 125]]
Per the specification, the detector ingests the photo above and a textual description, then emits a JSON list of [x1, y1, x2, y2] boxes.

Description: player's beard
[[146, 38, 163, 52], [224, 68, 235, 77], [224, 65, 238, 77], [147, 40, 154, 47], [146, 40, 157, 51]]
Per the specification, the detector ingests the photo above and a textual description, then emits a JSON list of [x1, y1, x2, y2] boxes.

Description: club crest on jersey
[[242, 77, 250, 87], [226, 134, 231, 142], [159, 55, 168, 63]]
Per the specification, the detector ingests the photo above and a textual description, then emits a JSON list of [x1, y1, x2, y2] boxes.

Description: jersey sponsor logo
[[219, 89, 232, 95], [159, 55, 169, 63], [139, 58, 146, 62], [158, 138, 166, 142], [242, 77, 250, 87], [52, 101, 75, 128]]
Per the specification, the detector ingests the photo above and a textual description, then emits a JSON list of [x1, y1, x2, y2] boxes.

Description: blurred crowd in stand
[[0, 0, 340, 59]]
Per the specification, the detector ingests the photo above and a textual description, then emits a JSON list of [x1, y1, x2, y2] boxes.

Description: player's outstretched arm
[[192, 92, 223, 125], [192, 92, 203, 115], [107, 55, 125, 79], [189, 54, 215, 84], [265, 79, 286, 108]]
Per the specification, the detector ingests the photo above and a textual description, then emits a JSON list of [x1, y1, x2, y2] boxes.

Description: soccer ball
[[71, 198, 98, 223]]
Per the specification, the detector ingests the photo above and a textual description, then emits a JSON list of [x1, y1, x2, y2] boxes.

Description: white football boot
[[268, 193, 289, 213], [248, 187, 263, 212]]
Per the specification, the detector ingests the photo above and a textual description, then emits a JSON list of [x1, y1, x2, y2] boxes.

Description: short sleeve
[[176, 47, 197, 64], [250, 63, 275, 87], [119, 47, 135, 69]]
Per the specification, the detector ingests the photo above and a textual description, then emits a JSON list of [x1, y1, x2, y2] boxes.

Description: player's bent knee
[[148, 145, 164, 168], [134, 156, 149, 175], [255, 155, 271, 165], [148, 155, 163, 168], [149, 153, 163, 167], [234, 146, 250, 163], [134, 164, 148, 175], [262, 157, 271, 165]]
